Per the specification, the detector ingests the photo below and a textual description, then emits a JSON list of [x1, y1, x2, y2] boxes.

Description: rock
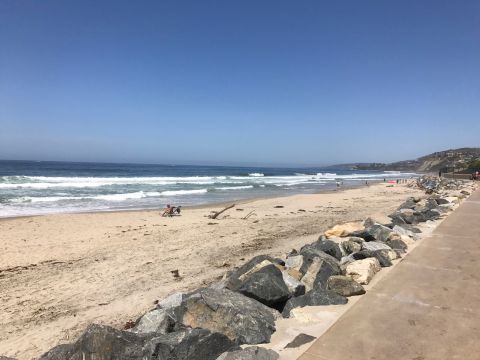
[[284, 333, 316, 349], [233, 264, 291, 309], [298, 247, 342, 290], [158, 292, 186, 309], [342, 240, 362, 254], [282, 271, 306, 297], [326, 275, 365, 297], [40, 324, 146, 360], [353, 249, 395, 267], [435, 198, 450, 205], [364, 224, 395, 242], [285, 255, 304, 272], [38, 345, 73, 360], [348, 236, 365, 244], [309, 238, 344, 260], [282, 287, 347, 317], [389, 208, 417, 225], [461, 190, 471, 195], [285, 267, 303, 281], [0, 358, 17, 360], [232, 256, 283, 280], [216, 346, 279, 360], [175, 287, 278, 345], [385, 238, 408, 252], [145, 328, 238, 360], [361, 241, 392, 252], [397, 198, 418, 210], [392, 225, 416, 239], [324, 222, 364, 238], [423, 209, 441, 221], [345, 258, 381, 284], [131, 308, 174, 335]]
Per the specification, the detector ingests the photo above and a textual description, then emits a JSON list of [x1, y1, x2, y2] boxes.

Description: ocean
[[0, 160, 417, 217]]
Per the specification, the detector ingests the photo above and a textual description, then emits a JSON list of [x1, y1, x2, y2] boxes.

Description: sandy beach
[[0, 183, 423, 359]]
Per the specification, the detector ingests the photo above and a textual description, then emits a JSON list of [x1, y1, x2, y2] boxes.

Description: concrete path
[[299, 188, 480, 360]]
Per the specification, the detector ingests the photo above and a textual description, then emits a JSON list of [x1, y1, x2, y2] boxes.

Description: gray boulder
[[397, 198, 418, 210], [435, 198, 450, 205], [174, 287, 278, 345], [352, 250, 393, 267], [39, 324, 147, 360], [145, 328, 238, 360], [342, 239, 362, 254], [0, 357, 18, 360], [131, 308, 174, 335], [385, 238, 408, 252], [298, 247, 342, 290], [233, 264, 291, 309], [282, 288, 347, 317], [361, 241, 392, 252], [308, 238, 344, 260], [423, 209, 441, 221], [363, 224, 394, 242], [225, 255, 283, 290], [326, 275, 365, 297], [282, 271, 306, 297], [216, 346, 279, 360]]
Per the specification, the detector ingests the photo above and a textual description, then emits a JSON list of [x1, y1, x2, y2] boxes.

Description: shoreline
[[0, 180, 384, 221], [0, 181, 424, 359]]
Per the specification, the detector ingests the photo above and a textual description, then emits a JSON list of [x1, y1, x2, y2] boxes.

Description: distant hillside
[[339, 148, 480, 173]]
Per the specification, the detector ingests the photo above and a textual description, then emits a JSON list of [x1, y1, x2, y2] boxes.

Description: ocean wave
[[159, 189, 208, 196], [248, 173, 264, 177], [215, 185, 254, 191], [94, 191, 151, 201]]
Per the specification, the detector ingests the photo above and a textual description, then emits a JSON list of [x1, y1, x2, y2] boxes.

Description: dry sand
[[0, 183, 423, 359]]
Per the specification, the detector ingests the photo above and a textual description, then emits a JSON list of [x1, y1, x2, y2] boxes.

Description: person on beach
[[162, 204, 182, 216], [162, 204, 174, 217]]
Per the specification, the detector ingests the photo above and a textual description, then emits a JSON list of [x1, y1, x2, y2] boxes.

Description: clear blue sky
[[0, 0, 479, 166]]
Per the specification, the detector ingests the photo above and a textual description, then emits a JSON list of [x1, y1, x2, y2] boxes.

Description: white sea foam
[[248, 173, 264, 177], [94, 191, 149, 201], [215, 185, 254, 191], [160, 189, 208, 196]]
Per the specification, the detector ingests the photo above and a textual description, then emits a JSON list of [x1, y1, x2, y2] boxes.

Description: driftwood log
[[242, 210, 255, 220], [208, 204, 235, 219]]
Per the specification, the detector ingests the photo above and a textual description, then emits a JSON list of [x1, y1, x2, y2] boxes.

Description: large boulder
[[326, 275, 365, 297], [385, 238, 408, 253], [297, 247, 342, 290], [345, 258, 381, 285], [226, 256, 284, 290], [145, 328, 238, 360], [39, 324, 147, 360], [232, 264, 291, 309], [435, 197, 450, 205], [308, 238, 344, 260], [324, 222, 364, 238], [363, 224, 395, 242], [281, 271, 306, 297], [341, 239, 362, 254], [216, 347, 279, 360], [174, 287, 278, 345], [131, 308, 174, 335], [38, 345, 73, 360], [361, 241, 392, 252], [282, 288, 347, 317], [392, 225, 418, 239], [352, 249, 394, 267]]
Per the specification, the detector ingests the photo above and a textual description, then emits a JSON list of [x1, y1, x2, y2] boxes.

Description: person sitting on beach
[[162, 204, 182, 217], [162, 204, 174, 217]]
